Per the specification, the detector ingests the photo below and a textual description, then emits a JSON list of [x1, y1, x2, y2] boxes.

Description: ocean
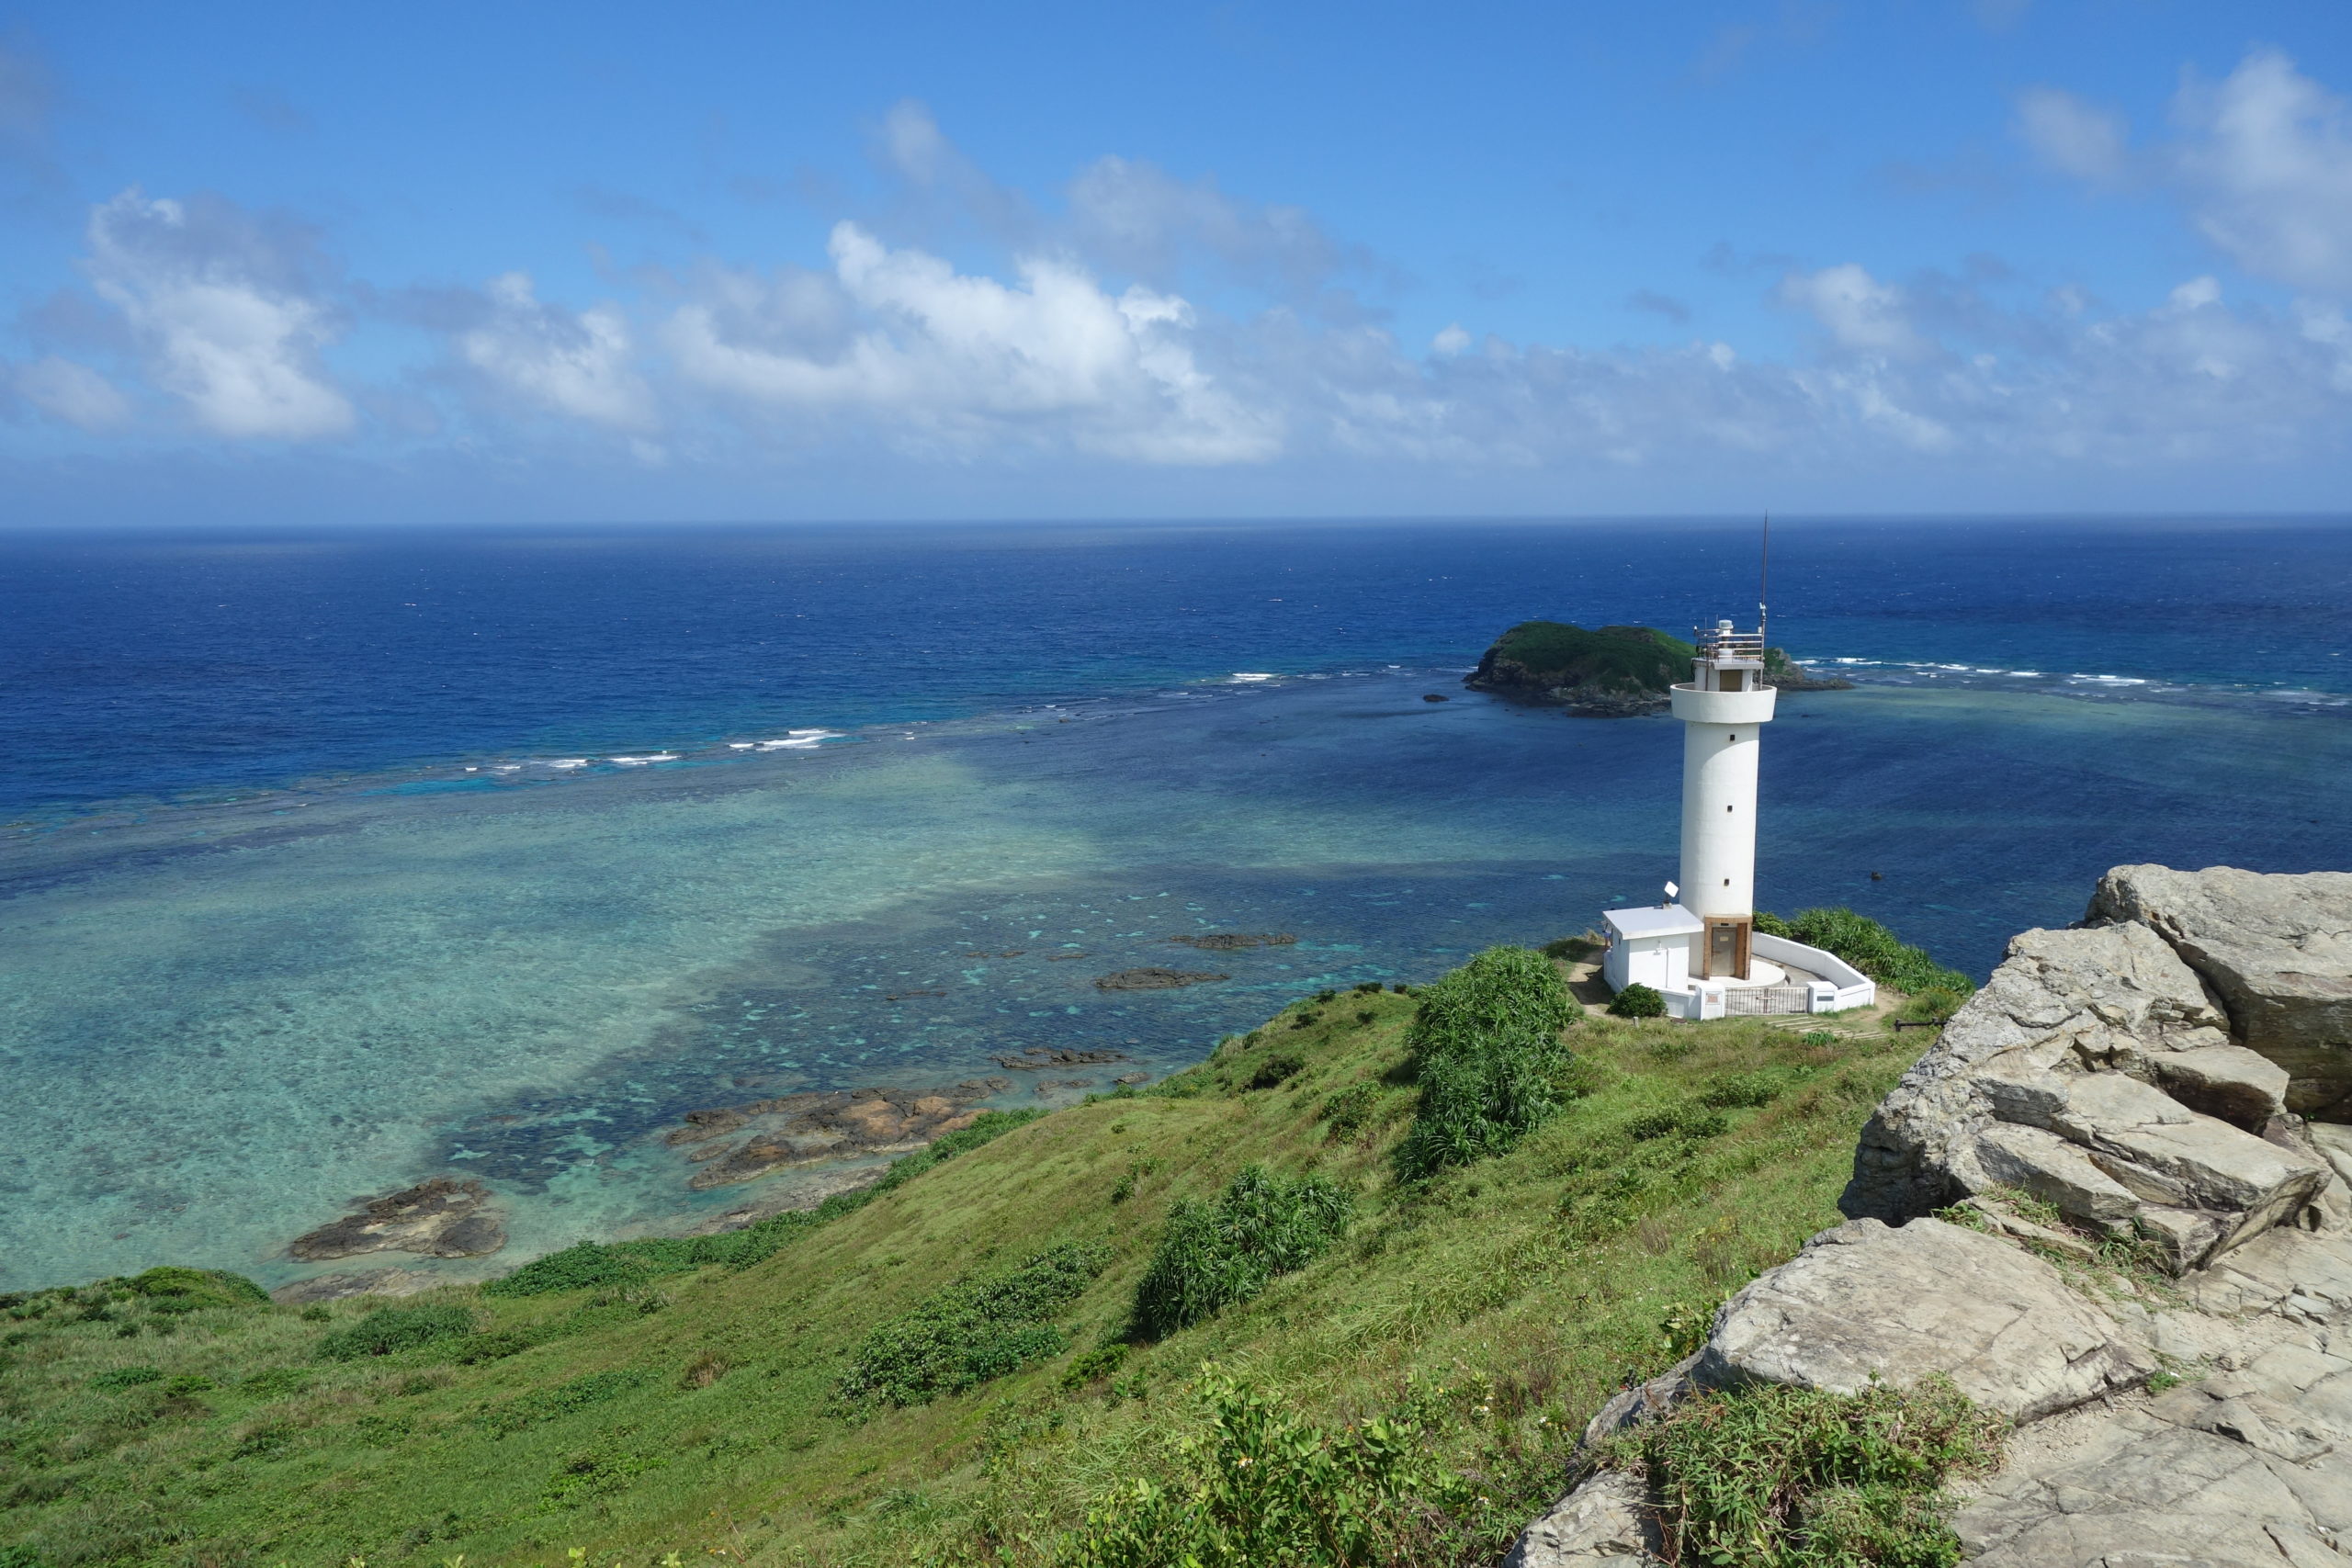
[[4, 517, 2349, 1291]]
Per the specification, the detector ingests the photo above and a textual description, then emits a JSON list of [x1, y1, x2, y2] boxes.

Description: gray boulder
[[2091, 864, 2352, 1118], [1843, 921, 2223, 1224], [1695, 1217, 2153, 1422], [1498, 1472, 1660, 1566], [2153, 1044, 2292, 1131]]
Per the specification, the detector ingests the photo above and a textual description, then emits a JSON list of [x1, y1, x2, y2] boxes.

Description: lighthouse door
[[1703, 919, 1749, 980]]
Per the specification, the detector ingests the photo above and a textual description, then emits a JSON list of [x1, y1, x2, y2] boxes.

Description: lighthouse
[[1597, 617, 1874, 1019], [1675, 619, 1775, 980]]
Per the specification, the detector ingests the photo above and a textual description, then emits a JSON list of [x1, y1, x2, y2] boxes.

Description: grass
[[0, 958, 1923, 1568], [1612, 1379, 2006, 1567]]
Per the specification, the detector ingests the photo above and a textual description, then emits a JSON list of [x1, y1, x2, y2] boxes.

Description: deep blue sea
[[5, 517, 2350, 1290]]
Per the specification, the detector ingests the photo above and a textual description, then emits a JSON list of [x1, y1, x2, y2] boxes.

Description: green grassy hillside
[[1, 964, 1921, 1568]]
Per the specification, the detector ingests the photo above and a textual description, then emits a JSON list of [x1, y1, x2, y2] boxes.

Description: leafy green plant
[[1394, 946, 1578, 1179], [835, 1242, 1110, 1410], [1134, 1166, 1353, 1337], [1618, 1379, 2005, 1567], [1698, 1071, 1789, 1110], [487, 1108, 1045, 1297], [118, 1266, 270, 1309], [1608, 982, 1668, 1019], [317, 1303, 477, 1360], [1317, 1082, 1379, 1140], [1754, 908, 1975, 1000], [1627, 1103, 1731, 1142], [1062, 1370, 1459, 1568], [86, 1365, 163, 1390], [1247, 1052, 1304, 1089]]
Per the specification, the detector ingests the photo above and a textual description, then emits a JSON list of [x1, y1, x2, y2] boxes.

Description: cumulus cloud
[[2014, 86, 2129, 181], [459, 273, 656, 430], [2172, 49, 2352, 295], [1777, 263, 1929, 357], [84, 188, 353, 439], [16, 355, 130, 429], [667, 221, 1278, 463]]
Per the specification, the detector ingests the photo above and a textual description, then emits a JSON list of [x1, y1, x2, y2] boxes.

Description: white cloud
[[1431, 323, 1470, 356], [2014, 86, 2129, 181], [85, 188, 353, 439], [459, 273, 655, 430], [2173, 48, 2352, 295], [1777, 263, 1929, 357], [667, 221, 1279, 463], [17, 355, 130, 429]]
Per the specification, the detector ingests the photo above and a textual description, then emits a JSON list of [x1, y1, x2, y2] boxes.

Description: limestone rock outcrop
[[1695, 1217, 2153, 1421], [288, 1176, 506, 1262], [1501, 863, 2352, 1568], [667, 1082, 999, 1190], [1839, 908, 2333, 1273], [2088, 864, 2352, 1119]]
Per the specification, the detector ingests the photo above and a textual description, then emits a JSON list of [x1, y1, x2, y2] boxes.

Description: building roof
[[1603, 904, 1705, 939]]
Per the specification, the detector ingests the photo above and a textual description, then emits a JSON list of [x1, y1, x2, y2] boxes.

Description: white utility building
[[1600, 620, 1875, 1020]]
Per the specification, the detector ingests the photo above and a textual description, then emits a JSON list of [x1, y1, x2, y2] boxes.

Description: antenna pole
[[1758, 513, 1770, 645]]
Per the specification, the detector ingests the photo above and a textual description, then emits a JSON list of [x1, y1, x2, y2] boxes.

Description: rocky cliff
[[1506, 863, 2352, 1566]]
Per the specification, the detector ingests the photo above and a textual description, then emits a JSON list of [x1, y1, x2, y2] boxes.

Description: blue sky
[[6, 1, 2352, 523]]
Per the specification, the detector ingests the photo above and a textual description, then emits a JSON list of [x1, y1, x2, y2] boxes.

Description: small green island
[[1465, 620, 1851, 715]]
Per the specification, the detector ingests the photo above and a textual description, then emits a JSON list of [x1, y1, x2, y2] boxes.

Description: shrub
[[1627, 1102, 1731, 1141], [1608, 982, 1668, 1019], [1133, 1167, 1352, 1338], [1758, 908, 1974, 999], [486, 1109, 1044, 1297], [835, 1242, 1110, 1410], [316, 1303, 476, 1360], [1393, 946, 1578, 1179], [1062, 1370, 1457, 1568], [1618, 1379, 2005, 1568], [87, 1365, 163, 1390], [119, 1267, 270, 1309], [1246, 1052, 1304, 1089], [1698, 1071, 1789, 1110], [1317, 1083, 1379, 1140]]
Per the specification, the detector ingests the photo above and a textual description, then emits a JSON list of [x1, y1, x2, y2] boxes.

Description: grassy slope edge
[[1, 967, 1930, 1568]]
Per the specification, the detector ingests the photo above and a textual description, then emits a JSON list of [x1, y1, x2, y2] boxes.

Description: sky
[[5, 1, 2352, 525]]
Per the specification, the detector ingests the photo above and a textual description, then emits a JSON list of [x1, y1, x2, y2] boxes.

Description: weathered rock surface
[[1841, 907, 2327, 1273], [288, 1177, 506, 1261], [268, 1267, 445, 1304], [2090, 864, 2352, 1119], [1498, 1472, 1659, 1566], [1501, 865, 2352, 1568], [666, 1082, 998, 1190], [1696, 1218, 2153, 1420]]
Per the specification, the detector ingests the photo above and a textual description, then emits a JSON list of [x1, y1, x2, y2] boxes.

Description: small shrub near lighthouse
[[1395, 945, 1579, 1179], [1609, 981, 1668, 1019]]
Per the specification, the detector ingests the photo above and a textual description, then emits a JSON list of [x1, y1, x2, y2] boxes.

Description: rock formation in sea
[[287, 1176, 507, 1263], [1464, 619, 1850, 716], [665, 1081, 1003, 1190], [1504, 863, 2352, 1566]]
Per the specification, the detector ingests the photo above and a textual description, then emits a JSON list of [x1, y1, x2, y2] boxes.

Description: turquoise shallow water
[[6, 665, 2352, 1291]]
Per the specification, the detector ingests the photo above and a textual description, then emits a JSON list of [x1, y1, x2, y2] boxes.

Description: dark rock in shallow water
[[288, 1176, 506, 1262], [994, 1045, 1130, 1068], [1170, 932, 1296, 950], [666, 1081, 998, 1190], [1094, 966, 1229, 990]]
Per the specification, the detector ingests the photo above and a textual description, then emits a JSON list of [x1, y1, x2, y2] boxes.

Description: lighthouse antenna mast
[[1758, 513, 1770, 648]]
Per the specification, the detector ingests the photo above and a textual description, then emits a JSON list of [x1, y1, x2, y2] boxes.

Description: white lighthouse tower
[[1675, 618, 1775, 981], [1597, 616, 1875, 1019]]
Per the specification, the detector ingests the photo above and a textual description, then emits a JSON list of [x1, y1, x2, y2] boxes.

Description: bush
[[87, 1365, 163, 1390], [1394, 946, 1578, 1179], [1608, 982, 1668, 1019], [486, 1109, 1045, 1297], [316, 1303, 476, 1360], [1063, 1370, 1457, 1568], [1246, 1052, 1304, 1089], [835, 1242, 1110, 1410], [1317, 1083, 1379, 1140], [1133, 1167, 1352, 1338], [1619, 1379, 2004, 1568], [1626, 1104, 1730, 1142], [1757, 908, 1974, 999], [119, 1267, 270, 1309]]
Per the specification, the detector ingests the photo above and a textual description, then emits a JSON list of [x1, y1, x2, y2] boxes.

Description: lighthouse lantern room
[[1598, 618, 1875, 1020]]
